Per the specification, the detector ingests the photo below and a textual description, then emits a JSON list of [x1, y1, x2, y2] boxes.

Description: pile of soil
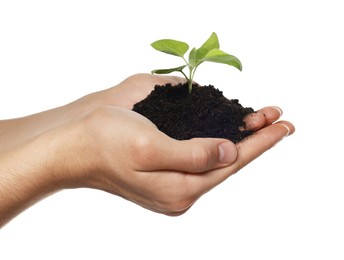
[[132, 83, 255, 143]]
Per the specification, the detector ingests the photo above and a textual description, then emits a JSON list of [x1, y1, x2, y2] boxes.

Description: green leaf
[[201, 49, 242, 71], [188, 48, 197, 68], [196, 32, 220, 61], [151, 39, 189, 58], [151, 65, 187, 75], [150, 32, 242, 94]]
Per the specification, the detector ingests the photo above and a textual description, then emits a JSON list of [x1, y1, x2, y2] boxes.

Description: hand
[[86, 73, 282, 133], [49, 105, 294, 216], [0, 73, 278, 152], [0, 74, 185, 153], [0, 73, 295, 227], [92, 73, 189, 110]]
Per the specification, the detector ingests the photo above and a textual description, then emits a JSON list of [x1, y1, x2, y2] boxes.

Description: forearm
[[0, 93, 100, 153], [0, 135, 60, 227], [0, 119, 85, 227], [0, 87, 125, 226]]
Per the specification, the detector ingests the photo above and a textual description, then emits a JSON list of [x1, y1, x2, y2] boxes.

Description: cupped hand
[[0, 73, 295, 227], [97, 73, 188, 109], [90, 73, 284, 134], [57, 103, 294, 216]]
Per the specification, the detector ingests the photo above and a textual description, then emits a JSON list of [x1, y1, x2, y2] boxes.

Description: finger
[[142, 136, 238, 173], [243, 106, 283, 131], [114, 74, 188, 109], [234, 120, 295, 171], [242, 112, 265, 131], [153, 74, 188, 86], [127, 73, 187, 89], [258, 106, 283, 125], [196, 120, 295, 190]]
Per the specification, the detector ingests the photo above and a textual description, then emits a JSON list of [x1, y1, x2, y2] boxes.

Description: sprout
[[151, 32, 242, 93]]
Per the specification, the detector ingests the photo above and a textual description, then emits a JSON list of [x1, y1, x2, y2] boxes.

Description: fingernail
[[272, 106, 283, 117], [279, 123, 291, 137], [218, 141, 237, 164]]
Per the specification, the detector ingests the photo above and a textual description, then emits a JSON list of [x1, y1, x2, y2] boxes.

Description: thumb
[[146, 137, 238, 173]]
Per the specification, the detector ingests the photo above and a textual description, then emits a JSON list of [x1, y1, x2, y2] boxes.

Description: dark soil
[[132, 83, 255, 143]]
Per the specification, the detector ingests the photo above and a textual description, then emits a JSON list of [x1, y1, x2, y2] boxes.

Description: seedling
[[151, 32, 242, 93]]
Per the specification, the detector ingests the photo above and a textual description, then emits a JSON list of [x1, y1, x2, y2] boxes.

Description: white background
[[0, 0, 343, 259]]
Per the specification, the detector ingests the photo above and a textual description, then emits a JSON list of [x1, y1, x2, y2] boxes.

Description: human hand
[[0, 73, 280, 154], [84, 73, 187, 111], [0, 73, 294, 226], [87, 73, 283, 135], [49, 104, 294, 216], [0, 74, 185, 153]]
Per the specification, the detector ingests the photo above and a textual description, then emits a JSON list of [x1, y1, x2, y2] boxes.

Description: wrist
[[0, 133, 62, 226]]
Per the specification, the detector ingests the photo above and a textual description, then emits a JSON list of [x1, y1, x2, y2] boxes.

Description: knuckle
[[131, 134, 156, 165], [81, 107, 111, 132], [191, 144, 211, 172]]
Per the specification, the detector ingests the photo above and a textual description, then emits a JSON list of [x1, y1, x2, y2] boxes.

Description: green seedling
[[151, 32, 242, 93]]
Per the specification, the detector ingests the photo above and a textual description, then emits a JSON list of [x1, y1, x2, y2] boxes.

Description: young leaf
[[151, 39, 189, 58], [196, 32, 220, 61], [151, 65, 187, 75], [188, 48, 197, 68], [201, 49, 242, 71], [150, 32, 242, 94]]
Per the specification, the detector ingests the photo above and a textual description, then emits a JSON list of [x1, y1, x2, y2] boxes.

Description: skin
[[0, 73, 295, 227]]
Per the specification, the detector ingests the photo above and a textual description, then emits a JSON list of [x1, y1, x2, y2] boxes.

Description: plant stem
[[188, 66, 198, 94], [188, 81, 192, 94], [188, 68, 193, 94]]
